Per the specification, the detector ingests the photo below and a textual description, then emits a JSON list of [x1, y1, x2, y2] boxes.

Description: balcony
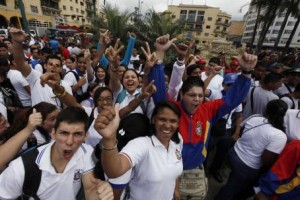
[[214, 29, 227, 34], [216, 20, 230, 26]]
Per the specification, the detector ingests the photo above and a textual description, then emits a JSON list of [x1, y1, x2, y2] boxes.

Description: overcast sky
[[104, 0, 251, 20]]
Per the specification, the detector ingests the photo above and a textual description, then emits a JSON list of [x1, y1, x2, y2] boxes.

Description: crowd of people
[[0, 26, 299, 200]]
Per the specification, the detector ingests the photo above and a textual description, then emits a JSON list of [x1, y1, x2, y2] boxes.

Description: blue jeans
[[214, 148, 259, 200]]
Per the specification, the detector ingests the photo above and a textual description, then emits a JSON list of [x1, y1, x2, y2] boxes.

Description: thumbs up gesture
[[27, 108, 43, 131]]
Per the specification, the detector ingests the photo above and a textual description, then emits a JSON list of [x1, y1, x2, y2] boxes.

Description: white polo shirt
[[7, 69, 31, 107], [25, 69, 72, 110], [120, 135, 183, 200], [64, 70, 91, 95], [284, 109, 300, 141], [234, 116, 287, 169], [0, 141, 95, 200], [113, 85, 155, 119]]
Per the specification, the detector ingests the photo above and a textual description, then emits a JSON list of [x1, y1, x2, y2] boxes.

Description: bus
[[46, 28, 78, 39]]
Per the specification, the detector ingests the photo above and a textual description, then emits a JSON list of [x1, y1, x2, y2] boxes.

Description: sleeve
[[120, 35, 136, 67], [212, 75, 251, 124], [265, 131, 287, 154], [281, 97, 293, 109], [96, 43, 109, 69], [259, 141, 300, 197], [168, 61, 185, 100], [109, 169, 132, 189], [120, 137, 149, 167], [0, 158, 24, 199], [148, 63, 167, 105], [34, 64, 44, 74], [25, 69, 42, 86], [17, 73, 30, 87], [82, 145, 95, 174], [63, 72, 77, 87]]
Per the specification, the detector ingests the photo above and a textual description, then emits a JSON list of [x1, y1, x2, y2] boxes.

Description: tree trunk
[[284, 17, 300, 53], [274, 2, 294, 49], [250, 5, 261, 49]]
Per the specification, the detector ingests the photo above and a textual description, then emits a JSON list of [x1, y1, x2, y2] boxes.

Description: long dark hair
[[264, 99, 288, 132], [95, 65, 110, 86], [150, 101, 181, 144], [2, 102, 57, 142]]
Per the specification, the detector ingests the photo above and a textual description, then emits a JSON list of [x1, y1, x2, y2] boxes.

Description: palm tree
[[92, 3, 133, 45], [251, 0, 282, 51], [274, 0, 300, 49]]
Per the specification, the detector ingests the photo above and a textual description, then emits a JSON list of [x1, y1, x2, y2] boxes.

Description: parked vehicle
[[0, 29, 8, 38]]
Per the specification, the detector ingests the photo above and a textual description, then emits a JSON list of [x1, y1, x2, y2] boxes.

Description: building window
[[70, 6, 73, 11], [0, 0, 6, 6], [80, 2, 84, 6], [81, 10, 84, 14], [275, 22, 282, 26], [75, 0, 78, 3], [215, 34, 218, 37], [63, 5, 66, 10], [204, 33, 209, 36], [30, 5, 38, 13], [284, 30, 292, 34], [206, 25, 210, 29], [197, 11, 205, 23], [82, 19, 85, 23], [76, 8, 79, 12], [207, 17, 212, 21], [272, 30, 279, 34], [195, 24, 202, 30], [179, 10, 187, 21], [216, 26, 220, 30], [287, 21, 295, 26], [188, 10, 196, 22]]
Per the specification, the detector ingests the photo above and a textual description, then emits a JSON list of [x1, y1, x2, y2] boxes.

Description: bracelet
[[241, 69, 254, 74], [100, 139, 118, 151], [156, 60, 163, 64], [53, 86, 66, 98], [110, 65, 120, 72], [176, 58, 185, 66]]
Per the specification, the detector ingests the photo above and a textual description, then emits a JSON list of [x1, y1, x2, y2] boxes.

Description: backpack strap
[[115, 88, 127, 104], [250, 87, 256, 114], [284, 83, 293, 93], [21, 148, 41, 200], [66, 70, 80, 82], [88, 108, 95, 129]]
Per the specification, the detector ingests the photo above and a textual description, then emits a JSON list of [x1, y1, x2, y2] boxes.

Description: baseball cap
[[223, 73, 238, 85]]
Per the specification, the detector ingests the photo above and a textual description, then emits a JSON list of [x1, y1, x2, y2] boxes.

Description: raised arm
[[94, 104, 131, 178], [92, 29, 111, 68], [119, 32, 136, 66], [107, 40, 124, 93], [9, 27, 32, 77], [84, 49, 95, 82], [0, 109, 42, 172]]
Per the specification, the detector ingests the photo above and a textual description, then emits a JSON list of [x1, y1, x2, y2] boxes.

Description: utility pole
[[18, 0, 29, 34]]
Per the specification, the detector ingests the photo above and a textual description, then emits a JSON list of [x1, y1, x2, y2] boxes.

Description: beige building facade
[[168, 4, 231, 43], [0, 0, 101, 29]]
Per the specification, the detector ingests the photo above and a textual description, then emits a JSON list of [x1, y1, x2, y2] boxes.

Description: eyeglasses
[[98, 97, 113, 103]]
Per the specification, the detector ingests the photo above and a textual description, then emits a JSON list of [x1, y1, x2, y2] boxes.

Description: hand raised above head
[[94, 104, 120, 139], [141, 42, 158, 72], [233, 52, 257, 71], [8, 27, 27, 43], [155, 34, 177, 52]]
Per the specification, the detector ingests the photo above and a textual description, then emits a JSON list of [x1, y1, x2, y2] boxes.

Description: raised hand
[[172, 42, 189, 61], [8, 27, 27, 43], [233, 52, 257, 70], [140, 80, 157, 100], [40, 72, 60, 88], [141, 42, 158, 74], [84, 49, 91, 61], [27, 108, 42, 131], [78, 76, 87, 86], [99, 29, 112, 47], [155, 34, 177, 52], [106, 39, 124, 68], [94, 104, 120, 139]]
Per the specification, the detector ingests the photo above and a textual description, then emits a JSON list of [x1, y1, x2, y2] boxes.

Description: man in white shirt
[[0, 107, 113, 200], [9, 28, 72, 109], [128, 48, 139, 69]]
